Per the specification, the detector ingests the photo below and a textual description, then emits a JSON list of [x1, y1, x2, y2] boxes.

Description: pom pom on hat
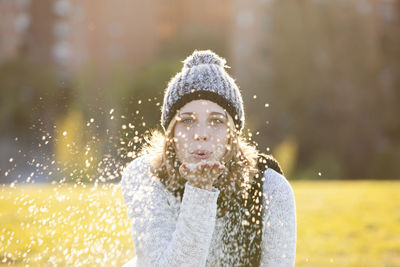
[[182, 49, 230, 69]]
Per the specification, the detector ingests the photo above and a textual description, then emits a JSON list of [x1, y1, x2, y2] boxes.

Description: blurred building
[[230, 0, 399, 92], [231, 0, 272, 89], [0, 0, 398, 91], [1, 0, 398, 80], [0, 0, 234, 76], [0, 0, 31, 63]]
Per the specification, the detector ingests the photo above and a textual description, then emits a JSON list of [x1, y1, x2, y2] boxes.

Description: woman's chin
[[179, 153, 223, 163]]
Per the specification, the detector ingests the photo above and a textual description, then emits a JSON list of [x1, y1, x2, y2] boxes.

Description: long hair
[[138, 112, 272, 266]]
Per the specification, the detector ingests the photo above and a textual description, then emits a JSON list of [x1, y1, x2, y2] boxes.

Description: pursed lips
[[191, 150, 211, 156]]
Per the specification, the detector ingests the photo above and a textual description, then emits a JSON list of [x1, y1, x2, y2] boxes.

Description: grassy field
[[1, 181, 399, 266]]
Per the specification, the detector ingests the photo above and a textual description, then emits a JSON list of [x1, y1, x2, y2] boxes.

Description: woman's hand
[[179, 161, 226, 191]]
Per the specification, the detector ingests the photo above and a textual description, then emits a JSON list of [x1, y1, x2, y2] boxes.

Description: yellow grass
[[1, 181, 399, 266], [0, 183, 134, 266], [294, 180, 400, 267]]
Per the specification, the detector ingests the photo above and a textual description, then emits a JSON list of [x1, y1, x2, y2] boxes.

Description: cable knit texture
[[121, 155, 296, 267], [160, 50, 245, 133]]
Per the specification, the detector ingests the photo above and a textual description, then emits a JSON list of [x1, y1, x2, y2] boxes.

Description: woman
[[121, 50, 296, 266]]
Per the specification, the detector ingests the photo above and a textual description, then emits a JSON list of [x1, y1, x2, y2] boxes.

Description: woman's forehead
[[179, 99, 226, 115]]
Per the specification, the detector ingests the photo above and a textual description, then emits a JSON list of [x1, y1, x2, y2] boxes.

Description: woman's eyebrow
[[179, 112, 195, 116], [180, 111, 226, 118], [210, 112, 227, 118]]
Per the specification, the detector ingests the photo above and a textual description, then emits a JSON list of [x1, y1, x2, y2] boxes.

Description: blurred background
[[1, 0, 399, 184], [1, 1, 400, 266]]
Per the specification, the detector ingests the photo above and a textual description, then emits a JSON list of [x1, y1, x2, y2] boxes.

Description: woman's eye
[[211, 119, 224, 125], [181, 118, 193, 124], [179, 118, 224, 125]]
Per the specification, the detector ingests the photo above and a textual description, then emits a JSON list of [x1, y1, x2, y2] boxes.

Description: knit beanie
[[161, 49, 245, 133]]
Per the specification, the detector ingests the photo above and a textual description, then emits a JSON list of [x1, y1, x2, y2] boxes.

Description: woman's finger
[[200, 163, 210, 177], [178, 164, 187, 177]]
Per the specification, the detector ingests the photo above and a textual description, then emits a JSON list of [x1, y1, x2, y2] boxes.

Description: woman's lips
[[191, 150, 212, 159]]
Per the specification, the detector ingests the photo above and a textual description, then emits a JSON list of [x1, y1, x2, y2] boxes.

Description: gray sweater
[[121, 155, 296, 267]]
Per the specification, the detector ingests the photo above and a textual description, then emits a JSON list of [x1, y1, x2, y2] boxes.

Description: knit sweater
[[121, 154, 296, 267]]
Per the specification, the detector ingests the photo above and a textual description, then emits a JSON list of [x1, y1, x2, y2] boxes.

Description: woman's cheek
[[175, 139, 191, 161], [212, 142, 227, 160]]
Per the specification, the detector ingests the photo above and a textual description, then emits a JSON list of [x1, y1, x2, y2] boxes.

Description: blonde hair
[[139, 111, 260, 215]]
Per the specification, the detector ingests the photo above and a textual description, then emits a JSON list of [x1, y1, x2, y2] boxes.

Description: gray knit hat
[[161, 49, 245, 133]]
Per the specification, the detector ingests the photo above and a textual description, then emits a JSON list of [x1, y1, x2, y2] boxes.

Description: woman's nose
[[194, 124, 208, 141], [194, 133, 207, 141]]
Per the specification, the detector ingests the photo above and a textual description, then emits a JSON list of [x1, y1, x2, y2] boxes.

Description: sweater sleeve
[[121, 156, 220, 267], [260, 169, 297, 267]]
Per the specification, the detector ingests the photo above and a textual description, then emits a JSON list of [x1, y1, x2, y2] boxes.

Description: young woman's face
[[173, 99, 230, 164]]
